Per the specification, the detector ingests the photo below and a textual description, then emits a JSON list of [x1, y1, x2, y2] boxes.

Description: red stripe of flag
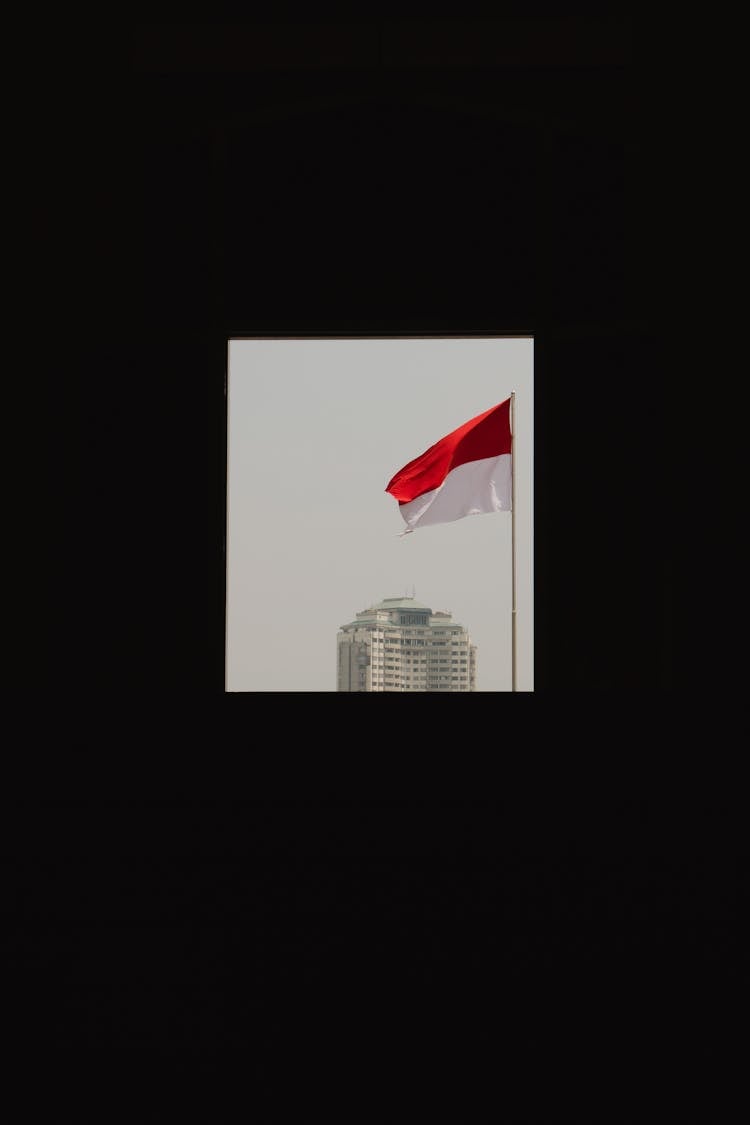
[[385, 397, 512, 505]]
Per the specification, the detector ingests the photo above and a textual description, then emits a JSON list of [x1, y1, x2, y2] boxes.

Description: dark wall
[[31, 20, 739, 1116], [31, 29, 737, 1123]]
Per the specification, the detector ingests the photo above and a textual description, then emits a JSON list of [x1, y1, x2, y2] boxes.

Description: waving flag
[[385, 397, 512, 533]]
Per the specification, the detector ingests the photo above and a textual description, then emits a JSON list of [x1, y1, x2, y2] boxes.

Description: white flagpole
[[511, 391, 517, 692]]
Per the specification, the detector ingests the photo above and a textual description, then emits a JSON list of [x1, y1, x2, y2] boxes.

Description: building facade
[[337, 596, 477, 692]]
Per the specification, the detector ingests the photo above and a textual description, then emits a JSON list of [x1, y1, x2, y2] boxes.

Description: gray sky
[[226, 336, 533, 691]]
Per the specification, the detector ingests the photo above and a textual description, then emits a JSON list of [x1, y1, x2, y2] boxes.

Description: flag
[[385, 397, 512, 533]]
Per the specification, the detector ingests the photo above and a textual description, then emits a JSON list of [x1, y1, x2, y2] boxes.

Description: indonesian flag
[[385, 397, 512, 533]]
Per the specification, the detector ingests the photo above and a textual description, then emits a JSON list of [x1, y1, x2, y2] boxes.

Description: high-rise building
[[337, 596, 477, 692]]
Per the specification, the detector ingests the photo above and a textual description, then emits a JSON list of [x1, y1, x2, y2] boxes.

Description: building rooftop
[[339, 595, 460, 632], [369, 596, 434, 612]]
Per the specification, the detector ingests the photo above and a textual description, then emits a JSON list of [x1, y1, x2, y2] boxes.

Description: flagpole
[[511, 391, 517, 692]]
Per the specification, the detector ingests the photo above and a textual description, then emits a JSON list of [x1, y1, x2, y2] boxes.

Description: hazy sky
[[226, 337, 533, 691]]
